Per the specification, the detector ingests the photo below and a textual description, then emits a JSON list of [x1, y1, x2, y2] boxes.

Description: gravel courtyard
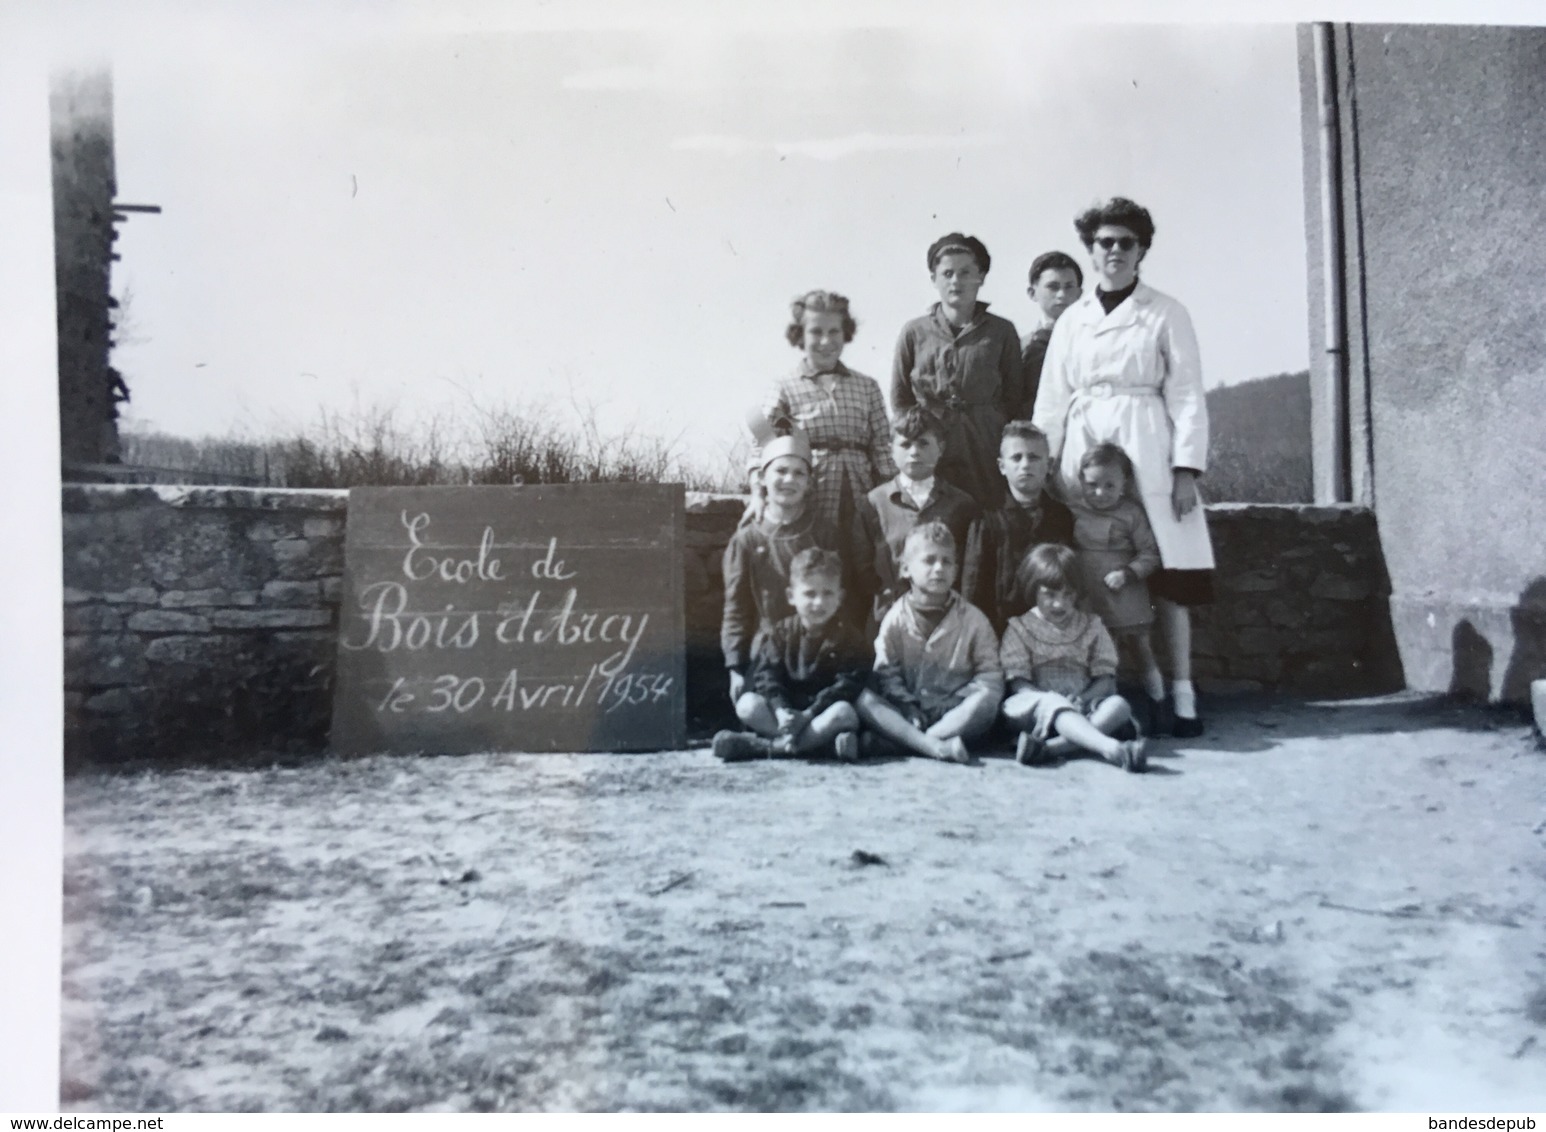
[[60, 694, 1546, 1112]]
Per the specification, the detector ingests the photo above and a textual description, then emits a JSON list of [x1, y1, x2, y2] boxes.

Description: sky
[[101, 12, 1311, 466]]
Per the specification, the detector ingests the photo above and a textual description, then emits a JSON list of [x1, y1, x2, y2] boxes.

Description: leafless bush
[[117, 393, 742, 491]]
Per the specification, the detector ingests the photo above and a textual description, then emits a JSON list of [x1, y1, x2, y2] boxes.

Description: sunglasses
[[1095, 236, 1139, 251]]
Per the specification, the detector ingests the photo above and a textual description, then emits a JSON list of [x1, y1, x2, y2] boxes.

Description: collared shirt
[[871, 590, 1004, 716], [891, 302, 1026, 509], [856, 475, 980, 615], [751, 359, 897, 529], [899, 474, 935, 509]]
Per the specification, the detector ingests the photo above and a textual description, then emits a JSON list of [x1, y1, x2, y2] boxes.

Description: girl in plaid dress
[[750, 290, 896, 531]]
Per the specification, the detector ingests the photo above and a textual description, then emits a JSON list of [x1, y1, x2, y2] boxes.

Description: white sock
[[1143, 670, 1166, 701], [1172, 680, 1197, 719]]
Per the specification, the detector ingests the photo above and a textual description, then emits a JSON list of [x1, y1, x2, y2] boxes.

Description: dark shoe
[[1147, 694, 1173, 737], [1113, 719, 1140, 742], [833, 732, 860, 762], [1119, 738, 1148, 773], [860, 732, 902, 760], [1172, 714, 1205, 739], [1015, 732, 1049, 766], [713, 730, 772, 762]]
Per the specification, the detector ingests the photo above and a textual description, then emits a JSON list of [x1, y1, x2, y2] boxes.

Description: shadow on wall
[[1501, 577, 1546, 705], [1449, 577, 1546, 709]]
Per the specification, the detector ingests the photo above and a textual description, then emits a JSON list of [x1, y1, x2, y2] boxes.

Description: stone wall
[[63, 485, 347, 766], [62, 486, 1402, 766]]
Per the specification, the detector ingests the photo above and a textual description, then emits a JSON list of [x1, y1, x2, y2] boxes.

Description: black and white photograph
[[3, 0, 1546, 1115]]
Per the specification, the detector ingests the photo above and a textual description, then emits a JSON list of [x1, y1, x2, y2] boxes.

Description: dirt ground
[[60, 694, 1546, 1112]]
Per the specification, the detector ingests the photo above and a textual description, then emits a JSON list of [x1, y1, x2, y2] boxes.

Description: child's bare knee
[[826, 701, 860, 729], [734, 692, 769, 722], [855, 689, 887, 723]]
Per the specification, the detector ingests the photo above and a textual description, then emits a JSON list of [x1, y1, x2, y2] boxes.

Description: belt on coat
[[1073, 383, 1162, 401], [809, 438, 870, 453]]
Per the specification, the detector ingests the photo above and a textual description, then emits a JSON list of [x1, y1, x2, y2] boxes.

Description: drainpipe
[[1313, 23, 1351, 504]]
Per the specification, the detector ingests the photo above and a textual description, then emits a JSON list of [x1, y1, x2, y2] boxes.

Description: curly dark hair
[[785, 290, 858, 348], [892, 405, 946, 444], [1074, 197, 1156, 249]]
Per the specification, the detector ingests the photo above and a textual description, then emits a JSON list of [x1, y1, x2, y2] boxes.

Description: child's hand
[[774, 707, 801, 735], [1172, 468, 1199, 520], [1104, 569, 1128, 591], [728, 671, 746, 700]]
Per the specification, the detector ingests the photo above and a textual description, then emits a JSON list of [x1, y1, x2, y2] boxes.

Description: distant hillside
[[1204, 370, 1311, 503]]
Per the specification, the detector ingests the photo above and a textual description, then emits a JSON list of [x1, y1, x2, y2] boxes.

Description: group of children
[[715, 413, 1155, 773]]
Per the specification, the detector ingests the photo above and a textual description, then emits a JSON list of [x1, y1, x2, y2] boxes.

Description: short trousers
[[915, 689, 970, 729], [1003, 688, 1128, 740]]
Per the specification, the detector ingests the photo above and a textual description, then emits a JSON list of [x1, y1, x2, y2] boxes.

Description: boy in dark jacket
[[714, 548, 870, 762], [960, 420, 1075, 634]]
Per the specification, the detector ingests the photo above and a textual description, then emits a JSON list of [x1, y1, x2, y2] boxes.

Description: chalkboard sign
[[330, 484, 685, 754]]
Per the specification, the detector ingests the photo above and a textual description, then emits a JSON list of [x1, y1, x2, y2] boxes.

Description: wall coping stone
[[63, 484, 1374, 524], [62, 484, 350, 512]]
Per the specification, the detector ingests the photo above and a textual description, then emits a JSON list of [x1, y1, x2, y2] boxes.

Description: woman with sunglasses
[[1032, 196, 1215, 738]]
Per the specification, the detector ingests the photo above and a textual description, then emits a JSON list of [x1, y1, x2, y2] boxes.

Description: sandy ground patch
[[60, 695, 1546, 1111]]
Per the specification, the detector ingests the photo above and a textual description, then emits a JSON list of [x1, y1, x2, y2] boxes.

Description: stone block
[[145, 634, 227, 664], [302, 517, 344, 538], [1190, 655, 1226, 679], [1228, 653, 1284, 683], [209, 609, 333, 630], [321, 576, 343, 602], [246, 518, 303, 542], [1189, 627, 1224, 658], [128, 610, 211, 633], [65, 634, 149, 685], [272, 538, 344, 581], [1235, 627, 1281, 656], [1264, 598, 1308, 629], [64, 604, 124, 633], [102, 587, 158, 605], [160, 588, 259, 608], [62, 587, 93, 604], [1309, 572, 1373, 602], [262, 580, 322, 606], [85, 687, 135, 715], [1222, 569, 1278, 594]]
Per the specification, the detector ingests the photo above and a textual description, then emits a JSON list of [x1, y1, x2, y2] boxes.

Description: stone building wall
[[1296, 25, 1546, 703], [62, 486, 1402, 767]]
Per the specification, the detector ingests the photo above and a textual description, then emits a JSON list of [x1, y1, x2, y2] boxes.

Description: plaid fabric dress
[[752, 361, 897, 530]]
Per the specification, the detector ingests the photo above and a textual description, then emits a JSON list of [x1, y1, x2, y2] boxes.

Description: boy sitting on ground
[[721, 430, 843, 702], [961, 420, 1075, 635], [855, 521, 1003, 764], [1000, 543, 1147, 773], [714, 548, 870, 762], [856, 407, 979, 622]]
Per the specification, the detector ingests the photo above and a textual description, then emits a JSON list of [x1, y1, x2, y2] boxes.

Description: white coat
[[1031, 281, 1216, 572]]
